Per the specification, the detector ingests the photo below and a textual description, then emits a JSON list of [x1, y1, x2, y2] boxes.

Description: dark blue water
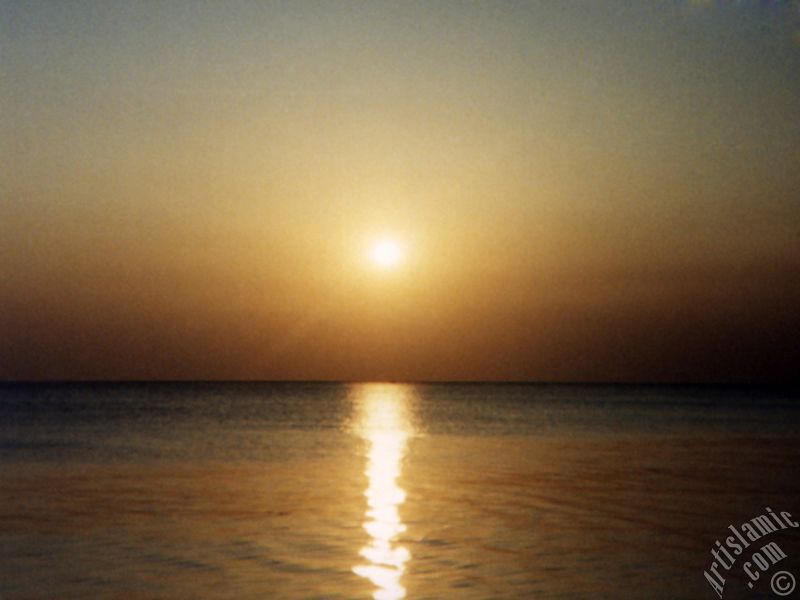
[[1, 382, 799, 599], [2, 382, 797, 461]]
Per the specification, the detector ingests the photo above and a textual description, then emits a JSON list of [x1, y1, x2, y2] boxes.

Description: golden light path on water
[[352, 384, 414, 600]]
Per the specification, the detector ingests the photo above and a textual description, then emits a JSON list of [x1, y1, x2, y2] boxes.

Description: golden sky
[[2, 1, 799, 382]]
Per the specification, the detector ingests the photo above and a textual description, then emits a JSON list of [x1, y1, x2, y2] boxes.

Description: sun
[[370, 238, 404, 269]]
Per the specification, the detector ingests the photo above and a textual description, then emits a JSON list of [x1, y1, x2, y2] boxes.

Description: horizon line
[[1, 378, 797, 388]]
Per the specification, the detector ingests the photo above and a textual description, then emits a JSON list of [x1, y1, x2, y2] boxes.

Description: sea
[[1, 382, 799, 599]]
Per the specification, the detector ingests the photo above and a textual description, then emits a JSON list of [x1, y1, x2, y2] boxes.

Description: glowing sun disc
[[371, 239, 403, 268]]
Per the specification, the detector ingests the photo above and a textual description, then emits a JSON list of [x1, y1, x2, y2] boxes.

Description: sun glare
[[352, 384, 414, 600], [370, 239, 404, 269]]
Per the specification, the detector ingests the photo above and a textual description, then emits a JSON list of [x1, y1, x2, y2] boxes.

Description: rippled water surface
[[1, 382, 799, 599]]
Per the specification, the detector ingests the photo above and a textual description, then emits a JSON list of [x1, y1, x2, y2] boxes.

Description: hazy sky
[[2, 1, 799, 382]]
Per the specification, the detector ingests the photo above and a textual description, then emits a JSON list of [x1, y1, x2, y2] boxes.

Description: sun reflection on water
[[352, 384, 414, 600]]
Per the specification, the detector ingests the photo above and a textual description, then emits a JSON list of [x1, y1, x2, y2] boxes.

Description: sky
[[2, 1, 799, 383]]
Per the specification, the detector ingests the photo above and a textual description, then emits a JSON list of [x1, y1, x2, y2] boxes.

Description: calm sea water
[[1, 382, 799, 599]]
